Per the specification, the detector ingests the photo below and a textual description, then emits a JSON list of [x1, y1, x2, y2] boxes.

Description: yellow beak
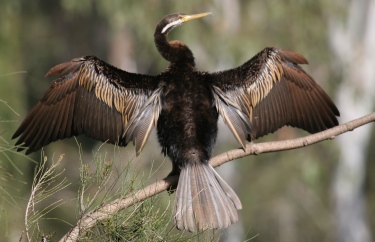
[[181, 12, 212, 23]]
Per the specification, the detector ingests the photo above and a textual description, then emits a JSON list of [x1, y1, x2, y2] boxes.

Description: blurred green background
[[1, 0, 374, 241]]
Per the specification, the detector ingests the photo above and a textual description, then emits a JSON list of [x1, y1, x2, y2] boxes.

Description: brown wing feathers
[[256, 49, 338, 137], [13, 56, 158, 154], [213, 48, 339, 143]]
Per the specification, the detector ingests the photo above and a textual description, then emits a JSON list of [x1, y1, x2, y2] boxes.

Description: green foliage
[[80, 199, 194, 242], [73, 144, 218, 241], [0, 102, 33, 239], [21, 143, 218, 241], [24, 154, 70, 241]]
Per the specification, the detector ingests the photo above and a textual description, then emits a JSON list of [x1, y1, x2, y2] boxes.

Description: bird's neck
[[154, 32, 195, 66]]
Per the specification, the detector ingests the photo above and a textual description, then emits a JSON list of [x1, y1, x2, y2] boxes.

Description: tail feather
[[173, 163, 242, 231]]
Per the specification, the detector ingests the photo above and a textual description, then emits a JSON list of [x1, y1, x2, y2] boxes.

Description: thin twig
[[25, 155, 67, 241], [60, 112, 375, 242]]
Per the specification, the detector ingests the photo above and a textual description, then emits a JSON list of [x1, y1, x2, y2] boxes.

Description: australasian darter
[[13, 12, 339, 232]]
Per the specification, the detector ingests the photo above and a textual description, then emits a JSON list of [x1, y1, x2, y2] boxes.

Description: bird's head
[[154, 12, 211, 64], [157, 12, 212, 35]]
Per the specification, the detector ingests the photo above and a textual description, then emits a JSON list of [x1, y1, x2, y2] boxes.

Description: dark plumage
[[13, 12, 339, 231]]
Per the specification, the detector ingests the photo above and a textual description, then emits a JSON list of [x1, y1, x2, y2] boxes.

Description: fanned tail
[[173, 163, 242, 232]]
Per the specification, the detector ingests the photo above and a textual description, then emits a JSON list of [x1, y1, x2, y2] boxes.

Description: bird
[[13, 12, 340, 232]]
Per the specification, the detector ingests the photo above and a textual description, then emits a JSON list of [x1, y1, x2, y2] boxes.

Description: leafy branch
[[59, 112, 375, 242]]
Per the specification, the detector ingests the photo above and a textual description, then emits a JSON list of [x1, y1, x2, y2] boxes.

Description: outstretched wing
[[13, 56, 161, 154], [211, 48, 339, 148]]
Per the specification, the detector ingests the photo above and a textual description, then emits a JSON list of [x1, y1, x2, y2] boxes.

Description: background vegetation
[[0, 0, 374, 241]]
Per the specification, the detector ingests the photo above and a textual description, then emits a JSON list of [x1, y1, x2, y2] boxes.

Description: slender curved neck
[[154, 27, 195, 65]]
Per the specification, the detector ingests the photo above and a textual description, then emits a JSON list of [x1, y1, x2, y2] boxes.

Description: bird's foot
[[166, 168, 180, 194]]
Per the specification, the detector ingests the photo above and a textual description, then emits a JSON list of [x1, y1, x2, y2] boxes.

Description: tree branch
[[60, 112, 375, 242]]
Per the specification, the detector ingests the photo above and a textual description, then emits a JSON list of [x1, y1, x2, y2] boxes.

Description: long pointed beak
[[181, 12, 212, 23]]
